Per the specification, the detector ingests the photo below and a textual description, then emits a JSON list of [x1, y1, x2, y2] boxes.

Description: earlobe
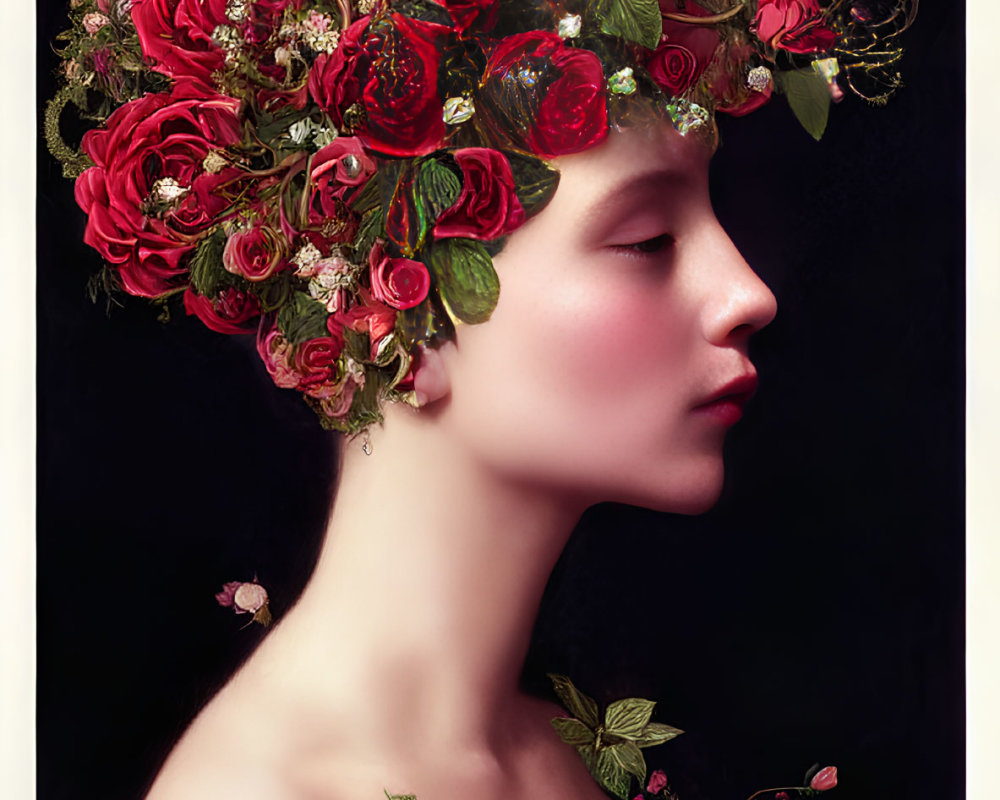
[[412, 342, 453, 407]]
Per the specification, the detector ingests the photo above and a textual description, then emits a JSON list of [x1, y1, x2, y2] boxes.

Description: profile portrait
[[36, 2, 962, 800]]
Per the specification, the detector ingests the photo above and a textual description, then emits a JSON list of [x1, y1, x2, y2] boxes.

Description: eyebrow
[[577, 168, 693, 230]]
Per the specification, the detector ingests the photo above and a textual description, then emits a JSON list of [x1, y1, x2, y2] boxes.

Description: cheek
[[447, 239, 703, 496]]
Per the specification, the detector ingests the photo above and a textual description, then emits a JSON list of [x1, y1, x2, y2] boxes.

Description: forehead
[[552, 122, 714, 209]]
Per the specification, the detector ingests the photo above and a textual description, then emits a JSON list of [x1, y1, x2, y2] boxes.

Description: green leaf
[[505, 150, 559, 218], [277, 291, 330, 345], [417, 157, 461, 220], [254, 273, 293, 314], [776, 68, 831, 141], [425, 239, 500, 325], [350, 175, 381, 215], [188, 228, 228, 298], [604, 697, 655, 739], [597, 0, 662, 51], [398, 297, 445, 348], [551, 717, 596, 747], [605, 741, 647, 784], [548, 674, 600, 730], [631, 721, 684, 747], [595, 746, 633, 799], [353, 207, 384, 263], [577, 743, 597, 775]]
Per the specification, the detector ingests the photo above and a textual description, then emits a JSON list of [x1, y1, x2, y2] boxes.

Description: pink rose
[[83, 12, 111, 35], [256, 324, 299, 389], [775, 793, 790, 800], [810, 766, 838, 792], [333, 289, 397, 359], [183, 287, 260, 334], [435, 148, 524, 241], [308, 138, 376, 224], [646, 769, 668, 794], [75, 89, 241, 297], [233, 581, 268, 613], [223, 225, 287, 282], [368, 242, 431, 310], [753, 0, 837, 54]]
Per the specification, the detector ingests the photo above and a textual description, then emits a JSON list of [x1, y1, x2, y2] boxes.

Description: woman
[[141, 116, 775, 799], [38, 2, 962, 800]]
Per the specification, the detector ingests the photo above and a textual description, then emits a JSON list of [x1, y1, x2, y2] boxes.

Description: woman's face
[[439, 121, 777, 514]]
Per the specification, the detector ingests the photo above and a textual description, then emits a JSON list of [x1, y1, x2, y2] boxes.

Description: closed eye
[[611, 233, 675, 257]]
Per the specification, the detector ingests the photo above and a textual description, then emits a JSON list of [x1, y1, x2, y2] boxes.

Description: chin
[[613, 459, 726, 515]]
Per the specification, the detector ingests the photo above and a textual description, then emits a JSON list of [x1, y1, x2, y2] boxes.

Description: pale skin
[[145, 121, 776, 800]]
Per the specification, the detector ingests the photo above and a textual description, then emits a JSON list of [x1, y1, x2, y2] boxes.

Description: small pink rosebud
[[775, 793, 790, 800], [233, 581, 269, 614], [646, 770, 668, 794], [632, 795, 643, 800], [810, 766, 838, 792]]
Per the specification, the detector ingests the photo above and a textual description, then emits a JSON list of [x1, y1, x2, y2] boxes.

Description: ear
[[411, 342, 453, 407]]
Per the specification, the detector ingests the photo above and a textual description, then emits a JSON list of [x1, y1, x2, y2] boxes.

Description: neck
[[274, 404, 584, 754]]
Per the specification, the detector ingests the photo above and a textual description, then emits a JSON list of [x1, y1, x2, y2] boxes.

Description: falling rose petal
[[809, 766, 838, 791], [214, 580, 242, 608], [234, 581, 269, 613]]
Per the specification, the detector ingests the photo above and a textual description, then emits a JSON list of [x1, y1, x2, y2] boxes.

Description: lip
[[692, 373, 759, 426]]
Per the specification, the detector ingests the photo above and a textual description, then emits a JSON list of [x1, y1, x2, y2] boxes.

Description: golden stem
[[662, 1, 746, 25]]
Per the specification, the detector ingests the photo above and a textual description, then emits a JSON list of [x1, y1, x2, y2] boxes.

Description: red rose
[[294, 335, 343, 394], [651, 1, 720, 94], [75, 89, 242, 297], [368, 242, 431, 310], [433, 0, 499, 35], [223, 225, 287, 281], [809, 766, 838, 792], [480, 32, 607, 159], [308, 138, 376, 224], [435, 148, 525, 241], [361, 14, 449, 156], [309, 14, 447, 157], [648, 44, 699, 94], [753, 0, 837, 54], [708, 41, 774, 117], [183, 287, 261, 334], [130, 0, 228, 90], [307, 15, 370, 128]]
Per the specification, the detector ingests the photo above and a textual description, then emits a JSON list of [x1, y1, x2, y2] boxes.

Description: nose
[[698, 221, 777, 345]]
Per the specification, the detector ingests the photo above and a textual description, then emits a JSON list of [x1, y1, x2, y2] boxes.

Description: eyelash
[[612, 233, 675, 258]]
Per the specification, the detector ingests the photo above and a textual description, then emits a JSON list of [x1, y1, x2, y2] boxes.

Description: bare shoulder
[[143, 665, 298, 800]]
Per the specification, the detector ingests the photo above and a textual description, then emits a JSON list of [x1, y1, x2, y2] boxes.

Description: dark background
[[37, 3, 964, 799]]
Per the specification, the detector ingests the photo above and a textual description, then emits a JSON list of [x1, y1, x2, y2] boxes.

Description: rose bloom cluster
[[61, 0, 840, 431]]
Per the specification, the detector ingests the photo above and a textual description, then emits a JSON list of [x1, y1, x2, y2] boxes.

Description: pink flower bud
[[646, 770, 668, 794], [234, 582, 269, 614], [810, 766, 838, 791], [775, 793, 790, 800]]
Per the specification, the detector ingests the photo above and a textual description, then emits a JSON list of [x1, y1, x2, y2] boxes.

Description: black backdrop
[[37, 4, 964, 799]]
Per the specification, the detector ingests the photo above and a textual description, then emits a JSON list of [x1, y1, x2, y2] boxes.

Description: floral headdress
[[46, 0, 916, 433]]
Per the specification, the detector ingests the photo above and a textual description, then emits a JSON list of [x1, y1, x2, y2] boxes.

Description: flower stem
[[662, 1, 746, 25]]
